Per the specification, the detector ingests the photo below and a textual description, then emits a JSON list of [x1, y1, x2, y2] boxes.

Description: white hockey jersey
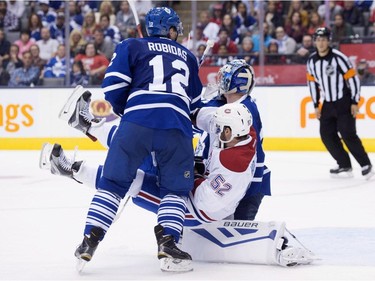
[[188, 129, 257, 222]]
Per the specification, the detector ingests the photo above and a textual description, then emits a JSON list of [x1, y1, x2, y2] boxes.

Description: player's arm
[[102, 40, 133, 116]]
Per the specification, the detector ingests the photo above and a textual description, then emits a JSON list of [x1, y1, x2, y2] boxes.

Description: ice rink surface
[[0, 150, 374, 280]]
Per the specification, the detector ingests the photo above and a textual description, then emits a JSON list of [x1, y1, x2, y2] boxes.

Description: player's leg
[[40, 142, 101, 189], [59, 85, 117, 148], [153, 128, 195, 272], [75, 121, 152, 264], [181, 220, 317, 267]]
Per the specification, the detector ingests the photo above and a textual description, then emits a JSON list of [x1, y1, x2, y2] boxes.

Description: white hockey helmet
[[213, 103, 252, 144]]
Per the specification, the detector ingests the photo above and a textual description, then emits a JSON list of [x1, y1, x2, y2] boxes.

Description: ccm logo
[[300, 96, 375, 128]]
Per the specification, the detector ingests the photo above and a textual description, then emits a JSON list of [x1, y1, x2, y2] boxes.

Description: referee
[[306, 27, 373, 179]]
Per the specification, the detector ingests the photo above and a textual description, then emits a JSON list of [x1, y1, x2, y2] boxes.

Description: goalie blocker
[[180, 220, 317, 267]]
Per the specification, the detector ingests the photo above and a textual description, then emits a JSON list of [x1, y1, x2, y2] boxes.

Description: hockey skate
[[75, 227, 104, 272], [329, 166, 353, 178], [154, 224, 193, 272], [362, 165, 374, 180], [39, 142, 83, 182], [59, 85, 104, 141]]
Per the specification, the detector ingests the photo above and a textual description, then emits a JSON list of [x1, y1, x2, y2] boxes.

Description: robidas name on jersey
[[147, 42, 187, 61]]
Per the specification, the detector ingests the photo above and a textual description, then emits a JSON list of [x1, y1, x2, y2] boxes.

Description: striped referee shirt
[[306, 48, 360, 108]]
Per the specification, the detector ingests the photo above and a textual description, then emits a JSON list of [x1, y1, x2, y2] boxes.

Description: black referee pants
[[319, 95, 371, 168]]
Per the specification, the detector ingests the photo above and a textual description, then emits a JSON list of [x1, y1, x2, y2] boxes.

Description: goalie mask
[[218, 59, 256, 96], [212, 103, 252, 146], [145, 7, 183, 38]]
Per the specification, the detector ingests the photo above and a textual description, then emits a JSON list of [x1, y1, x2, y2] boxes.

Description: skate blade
[[59, 85, 89, 121], [160, 258, 193, 272], [330, 172, 353, 179], [39, 143, 53, 170], [76, 258, 88, 273]]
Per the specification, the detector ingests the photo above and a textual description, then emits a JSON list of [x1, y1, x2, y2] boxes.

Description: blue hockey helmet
[[145, 7, 183, 38], [218, 59, 256, 96]]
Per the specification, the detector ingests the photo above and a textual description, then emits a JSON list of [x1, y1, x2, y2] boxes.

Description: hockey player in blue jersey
[[193, 59, 271, 221], [67, 7, 202, 272]]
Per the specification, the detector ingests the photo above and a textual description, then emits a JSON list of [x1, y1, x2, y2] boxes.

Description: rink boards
[[0, 86, 374, 151]]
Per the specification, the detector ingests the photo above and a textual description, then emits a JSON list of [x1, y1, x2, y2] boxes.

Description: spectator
[[70, 60, 89, 87], [342, 0, 364, 27], [264, 0, 284, 34], [4, 43, 22, 75], [134, 0, 153, 20], [0, 28, 10, 62], [198, 10, 220, 41], [251, 22, 272, 52], [36, 27, 59, 61], [50, 12, 72, 44], [7, 0, 25, 19], [81, 12, 99, 42], [97, 0, 116, 25], [99, 14, 121, 45], [294, 34, 315, 64], [275, 26, 296, 54], [307, 11, 325, 36], [331, 13, 354, 45], [115, 0, 136, 39], [317, 1, 343, 27], [284, 11, 307, 44], [233, 2, 257, 39], [236, 36, 258, 65], [210, 3, 223, 26], [212, 28, 238, 56], [266, 39, 286, 64], [0, 0, 19, 31], [14, 30, 35, 56], [36, 0, 56, 28], [8, 50, 39, 86], [213, 43, 231, 66], [68, 1, 83, 30], [0, 55, 10, 85], [357, 59, 375, 85], [181, 22, 207, 51], [69, 28, 86, 57], [92, 28, 114, 61], [74, 42, 109, 85], [221, 13, 240, 44], [43, 44, 66, 78], [222, 0, 240, 17], [286, 0, 308, 28], [29, 43, 47, 74], [28, 13, 43, 41]]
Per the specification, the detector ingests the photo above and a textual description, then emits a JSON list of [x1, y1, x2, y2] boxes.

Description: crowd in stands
[[0, 0, 375, 87], [188, 0, 375, 68]]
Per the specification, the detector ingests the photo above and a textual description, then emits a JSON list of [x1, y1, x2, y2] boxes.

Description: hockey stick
[[199, 40, 214, 67], [113, 195, 131, 223], [128, 0, 143, 38]]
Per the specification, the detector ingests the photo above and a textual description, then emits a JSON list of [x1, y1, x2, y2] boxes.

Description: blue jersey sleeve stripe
[[103, 82, 129, 94], [104, 71, 132, 83], [124, 103, 191, 120], [128, 90, 190, 108]]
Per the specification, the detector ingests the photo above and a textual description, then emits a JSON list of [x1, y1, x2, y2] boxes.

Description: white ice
[[0, 150, 374, 280]]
